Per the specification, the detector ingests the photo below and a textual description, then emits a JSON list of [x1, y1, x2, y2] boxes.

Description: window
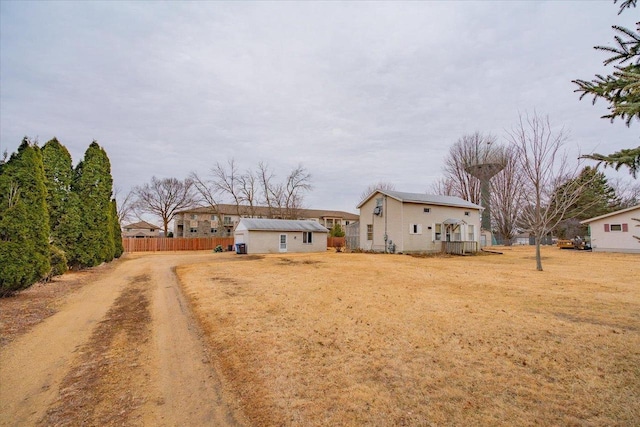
[[610, 224, 622, 231], [223, 216, 232, 225], [468, 225, 474, 241], [367, 224, 373, 241], [190, 214, 198, 220], [423, 208, 430, 213], [435, 224, 442, 241], [303, 232, 313, 244], [464, 211, 470, 216], [210, 215, 217, 221], [409, 224, 422, 235]]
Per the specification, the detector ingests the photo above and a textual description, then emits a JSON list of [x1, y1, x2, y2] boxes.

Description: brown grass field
[[177, 246, 640, 426]]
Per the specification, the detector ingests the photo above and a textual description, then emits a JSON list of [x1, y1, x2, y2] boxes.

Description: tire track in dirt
[[0, 253, 245, 427], [0, 261, 133, 426], [38, 273, 153, 426]]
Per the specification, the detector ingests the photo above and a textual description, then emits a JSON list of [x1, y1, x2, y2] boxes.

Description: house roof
[[357, 190, 483, 210], [123, 220, 160, 230], [176, 204, 358, 220], [580, 204, 640, 224], [236, 219, 329, 232]]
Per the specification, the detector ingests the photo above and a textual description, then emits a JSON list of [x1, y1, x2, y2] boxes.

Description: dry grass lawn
[[177, 246, 640, 426]]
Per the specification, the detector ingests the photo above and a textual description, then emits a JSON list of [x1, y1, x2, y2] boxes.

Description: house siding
[[583, 206, 640, 253], [241, 230, 327, 254], [359, 191, 482, 253]]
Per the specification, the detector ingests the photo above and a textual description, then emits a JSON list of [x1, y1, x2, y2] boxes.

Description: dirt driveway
[[0, 252, 245, 426]]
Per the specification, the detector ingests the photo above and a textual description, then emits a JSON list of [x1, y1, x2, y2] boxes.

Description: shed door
[[279, 234, 287, 252]]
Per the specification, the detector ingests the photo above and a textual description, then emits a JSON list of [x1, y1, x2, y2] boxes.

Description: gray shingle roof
[[123, 220, 161, 230], [237, 219, 329, 232], [358, 190, 482, 210]]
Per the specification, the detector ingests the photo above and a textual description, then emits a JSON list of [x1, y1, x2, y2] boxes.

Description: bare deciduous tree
[[190, 171, 220, 209], [113, 187, 137, 225], [193, 160, 313, 221], [490, 145, 524, 245], [507, 113, 594, 271], [238, 169, 259, 218], [609, 177, 640, 208], [282, 165, 312, 219], [133, 176, 199, 235], [440, 132, 498, 205], [360, 181, 396, 202], [211, 159, 243, 217], [428, 177, 454, 196], [257, 161, 280, 218]]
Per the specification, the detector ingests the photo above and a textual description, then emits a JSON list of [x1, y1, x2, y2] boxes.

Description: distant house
[[173, 204, 358, 237], [357, 190, 483, 253], [122, 221, 161, 238], [234, 219, 328, 254], [580, 204, 640, 253]]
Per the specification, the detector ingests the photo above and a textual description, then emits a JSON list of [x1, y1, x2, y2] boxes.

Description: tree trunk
[[535, 235, 543, 271]]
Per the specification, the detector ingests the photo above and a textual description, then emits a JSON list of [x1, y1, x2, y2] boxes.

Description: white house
[[357, 190, 483, 253], [234, 219, 328, 254], [580, 204, 640, 253]]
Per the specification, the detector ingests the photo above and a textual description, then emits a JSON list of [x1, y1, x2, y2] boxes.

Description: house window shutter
[[622, 223, 628, 232], [417, 224, 422, 234], [604, 224, 610, 232]]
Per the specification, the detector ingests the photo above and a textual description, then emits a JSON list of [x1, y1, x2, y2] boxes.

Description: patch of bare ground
[[178, 247, 640, 426], [38, 273, 152, 426], [0, 260, 124, 348]]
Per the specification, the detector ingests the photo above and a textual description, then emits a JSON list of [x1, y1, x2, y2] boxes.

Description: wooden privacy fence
[[442, 241, 478, 255], [327, 236, 346, 248], [122, 237, 234, 252], [124, 236, 346, 252]]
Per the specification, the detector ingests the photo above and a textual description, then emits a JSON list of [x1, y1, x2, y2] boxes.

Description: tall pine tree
[[0, 138, 51, 294], [72, 141, 115, 267], [41, 138, 74, 249]]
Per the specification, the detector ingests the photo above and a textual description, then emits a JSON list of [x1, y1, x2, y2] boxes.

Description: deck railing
[[442, 241, 478, 255]]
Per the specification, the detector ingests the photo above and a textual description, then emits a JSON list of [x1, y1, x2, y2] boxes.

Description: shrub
[[49, 244, 68, 278]]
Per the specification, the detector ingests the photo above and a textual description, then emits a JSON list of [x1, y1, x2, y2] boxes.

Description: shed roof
[[357, 190, 482, 210], [236, 219, 329, 232]]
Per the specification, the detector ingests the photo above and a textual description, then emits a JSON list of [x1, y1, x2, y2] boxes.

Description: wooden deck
[[442, 241, 478, 255]]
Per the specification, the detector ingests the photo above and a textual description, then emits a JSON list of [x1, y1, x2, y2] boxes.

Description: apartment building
[[173, 204, 358, 237]]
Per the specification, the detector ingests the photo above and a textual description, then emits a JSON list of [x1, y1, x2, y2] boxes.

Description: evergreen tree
[[41, 138, 74, 249], [573, 0, 639, 177], [553, 166, 619, 238], [0, 138, 50, 294], [111, 199, 124, 258], [72, 141, 115, 267], [330, 223, 345, 237]]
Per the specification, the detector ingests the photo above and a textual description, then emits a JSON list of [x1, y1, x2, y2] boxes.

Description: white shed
[[580, 204, 640, 253], [234, 219, 328, 254]]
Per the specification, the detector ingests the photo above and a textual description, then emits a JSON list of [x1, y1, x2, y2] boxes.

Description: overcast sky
[[1, 1, 637, 215]]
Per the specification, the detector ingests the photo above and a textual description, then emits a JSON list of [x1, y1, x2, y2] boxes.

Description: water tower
[[464, 142, 506, 233]]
